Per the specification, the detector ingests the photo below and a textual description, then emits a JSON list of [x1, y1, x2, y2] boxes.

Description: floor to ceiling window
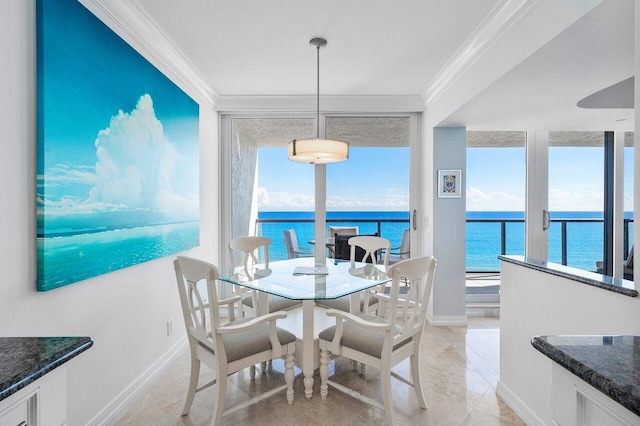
[[465, 131, 526, 304], [624, 133, 634, 258], [325, 116, 411, 253], [547, 133, 604, 271], [222, 114, 416, 265]]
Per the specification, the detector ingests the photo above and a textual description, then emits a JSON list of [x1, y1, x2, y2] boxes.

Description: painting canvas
[[36, 0, 200, 291]]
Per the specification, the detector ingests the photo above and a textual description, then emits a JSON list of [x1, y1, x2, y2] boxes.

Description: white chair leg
[[319, 349, 330, 399], [182, 356, 201, 416], [284, 353, 295, 405], [380, 368, 395, 425], [410, 352, 428, 409], [211, 372, 227, 426]]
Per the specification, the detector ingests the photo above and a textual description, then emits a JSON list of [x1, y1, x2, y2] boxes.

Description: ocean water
[[258, 211, 634, 272], [37, 221, 199, 291]]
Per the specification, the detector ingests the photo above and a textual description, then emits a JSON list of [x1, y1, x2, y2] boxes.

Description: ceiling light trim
[[82, 0, 218, 107], [421, 0, 544, 107]]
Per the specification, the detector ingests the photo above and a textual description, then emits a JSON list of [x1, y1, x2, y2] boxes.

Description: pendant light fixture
[[288, 38, 349, 164]]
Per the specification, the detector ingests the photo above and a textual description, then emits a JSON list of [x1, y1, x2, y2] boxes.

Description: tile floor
[[114, 316, 524, 425]]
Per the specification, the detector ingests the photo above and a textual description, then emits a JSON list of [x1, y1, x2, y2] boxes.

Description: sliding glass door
[[220, 113, 419, 268]]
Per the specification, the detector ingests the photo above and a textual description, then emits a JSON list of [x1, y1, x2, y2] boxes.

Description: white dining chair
[[229, 236, 301, 316], [318, 255, 437, 425], [316, 235, 390, 314], [174, 256, 296, 425]]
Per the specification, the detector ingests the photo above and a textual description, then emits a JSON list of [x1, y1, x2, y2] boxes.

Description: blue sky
[[37, 0, 199, 230], [258, 147, 410, 211], [259, 145, 634, 212]]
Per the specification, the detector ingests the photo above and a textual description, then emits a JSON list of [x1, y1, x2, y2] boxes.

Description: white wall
[[430, 127, 467, 324], [499, 260, 640, 425], [0, 1, 218, 424]]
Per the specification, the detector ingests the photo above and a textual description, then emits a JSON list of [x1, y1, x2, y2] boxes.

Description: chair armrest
[[325, 309, 390, 331], [218, 294, 242, 321], [218, 295, 242, 306], [217, 311, 288, 334]]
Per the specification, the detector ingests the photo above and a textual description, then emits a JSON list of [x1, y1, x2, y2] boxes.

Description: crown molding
[[421, 0, 544, 107], [80, 0, 218, 108], [215, 95, 425, 114]]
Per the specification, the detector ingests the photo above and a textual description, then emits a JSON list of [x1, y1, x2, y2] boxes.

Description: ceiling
[[122, 0, 633, 131], [135, 0, 498, 96]]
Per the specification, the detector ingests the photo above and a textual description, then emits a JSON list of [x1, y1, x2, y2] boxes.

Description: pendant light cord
[[316, 43, 320, 139]]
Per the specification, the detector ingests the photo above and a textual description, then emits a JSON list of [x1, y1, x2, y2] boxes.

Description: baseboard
[[426, 312, 468, 326], [496, 380, 545, 426], [87, 336, 188, 425]]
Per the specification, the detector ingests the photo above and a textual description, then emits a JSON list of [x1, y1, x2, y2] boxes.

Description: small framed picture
[[437, 170, 462, 198]]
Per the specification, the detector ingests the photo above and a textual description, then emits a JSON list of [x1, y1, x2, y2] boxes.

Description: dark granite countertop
[[532, 335, 640, 417], [0, 336, 93, 402], [499, 255, 638, 297]]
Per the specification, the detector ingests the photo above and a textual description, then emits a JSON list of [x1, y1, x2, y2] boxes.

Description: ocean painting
[[36, 0, 200, 291]]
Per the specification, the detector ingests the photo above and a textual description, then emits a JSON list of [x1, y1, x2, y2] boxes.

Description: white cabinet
[[552, 363, 640, 426], [0, 365, 66, 426]]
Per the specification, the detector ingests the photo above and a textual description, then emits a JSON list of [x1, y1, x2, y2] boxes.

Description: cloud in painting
[[39, 94, 198, 223], [86, 94, 197, 219]]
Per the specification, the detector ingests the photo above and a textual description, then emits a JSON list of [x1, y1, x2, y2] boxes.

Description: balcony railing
[[255, 216, 634, 272], [466, 217, 634, 272]]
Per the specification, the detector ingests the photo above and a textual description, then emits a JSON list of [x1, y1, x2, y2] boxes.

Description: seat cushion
[[201, 317, 296, 363], [315, 294, 376, 313], [242, 294, 301, 312], [318, 313, 409, 358]]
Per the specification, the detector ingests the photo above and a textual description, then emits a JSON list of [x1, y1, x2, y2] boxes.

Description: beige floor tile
[[113, 316, 524, 426]]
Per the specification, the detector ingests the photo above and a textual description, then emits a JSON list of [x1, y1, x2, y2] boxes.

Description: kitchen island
[[498, 255, 640, 425], [0, 336, 93, 425]]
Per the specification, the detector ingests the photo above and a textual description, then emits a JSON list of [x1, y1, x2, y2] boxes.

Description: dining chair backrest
[[174, 256, 225, 355], [333, 233, 378, 261], [384, 256, 437, 339], [348, 235, 391, 269], [229, 236, 271, 268]]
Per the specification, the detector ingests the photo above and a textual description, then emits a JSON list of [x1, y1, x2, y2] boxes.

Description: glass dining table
[[219, 257, 390, 400]]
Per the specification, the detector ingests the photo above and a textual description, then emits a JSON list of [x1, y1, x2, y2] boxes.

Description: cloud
[[41, 94, 198, 220], [466, 187, 524, 211], [548, 187, 603, 211], [257, 187, 409, 211], [468, 186, 617, 212], [257, 187, 314, 209], [37, 164, 97, 188]]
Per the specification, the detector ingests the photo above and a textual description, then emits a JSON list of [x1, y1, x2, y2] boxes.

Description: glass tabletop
[[219, 257, 390, 301]]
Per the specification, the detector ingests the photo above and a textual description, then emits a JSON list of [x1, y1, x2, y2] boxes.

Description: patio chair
[[283, 228, 314, 259], [596, 245, 634, 280], [173, 256, 296, 425], [318, 256, 437, 425], [229, 236, 301, 316], [384, 228, 411, 265], [328, 226, 359, 257]]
